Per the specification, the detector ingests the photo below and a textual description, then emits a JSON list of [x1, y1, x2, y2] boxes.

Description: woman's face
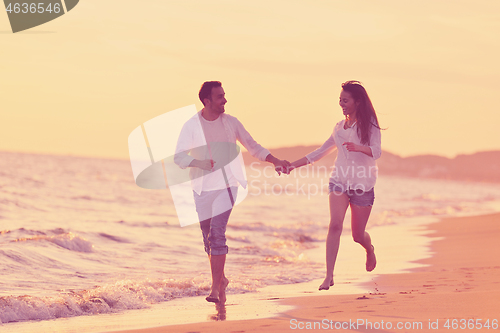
[[339, 90, 358, 117]]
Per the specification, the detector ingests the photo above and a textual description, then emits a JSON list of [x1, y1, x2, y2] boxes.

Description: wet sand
[[109, 213, 500, 332]]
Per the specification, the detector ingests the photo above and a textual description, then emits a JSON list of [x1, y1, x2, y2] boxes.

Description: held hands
[[274, 159, 293, 175], [266, 154, 292, 176], [194, 157, 293, 175]]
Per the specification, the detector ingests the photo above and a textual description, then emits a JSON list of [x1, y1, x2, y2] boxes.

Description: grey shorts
[[328, 182, 375, 207], [194, 187, 237, 256]]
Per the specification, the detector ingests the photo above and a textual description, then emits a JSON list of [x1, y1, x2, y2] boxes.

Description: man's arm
[[233, 118, 290, 174], [174, 120, 196, 169], [189, 159, 214, 171], [175, 117, 216, 170]]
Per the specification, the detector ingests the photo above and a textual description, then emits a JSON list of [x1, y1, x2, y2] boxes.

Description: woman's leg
[[319, 191, 350, 290], [350, 203, 376, 272]]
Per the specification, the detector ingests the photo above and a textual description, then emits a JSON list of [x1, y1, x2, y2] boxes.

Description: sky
[[1, 0, 499, 159]]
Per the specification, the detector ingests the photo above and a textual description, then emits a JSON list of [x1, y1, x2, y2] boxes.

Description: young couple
[[175, 80, 381, 304]]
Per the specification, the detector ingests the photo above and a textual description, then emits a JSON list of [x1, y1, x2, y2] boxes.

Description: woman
[[288, 81, 382, 290]]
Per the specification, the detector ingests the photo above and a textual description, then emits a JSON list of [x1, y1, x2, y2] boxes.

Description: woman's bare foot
[[318, 277, 334, 291], [366, 245, 376, 272], [218, 277, 229, 304]]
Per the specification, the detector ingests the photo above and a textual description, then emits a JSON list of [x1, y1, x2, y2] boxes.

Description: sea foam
[[0, 278, 208, 323]]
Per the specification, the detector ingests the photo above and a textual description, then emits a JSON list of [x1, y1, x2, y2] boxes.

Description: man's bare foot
[[218, 277, 229, 304], [366, 245, 376, 272], [206, 286, 220, 303], [206, 292, 219, 303], [318, 277, 334, 291]]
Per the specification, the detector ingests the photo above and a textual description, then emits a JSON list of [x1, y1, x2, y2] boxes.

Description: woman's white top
[[306, 119, 382, 191]]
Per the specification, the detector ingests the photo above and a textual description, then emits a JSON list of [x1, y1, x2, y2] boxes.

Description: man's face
[[207, 87, 227, 114]]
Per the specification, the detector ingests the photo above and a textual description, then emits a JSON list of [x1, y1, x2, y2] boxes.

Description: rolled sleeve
[[174, 152, 195, 169], [174, 121, 196, 169], [368, 126, 382, 160]]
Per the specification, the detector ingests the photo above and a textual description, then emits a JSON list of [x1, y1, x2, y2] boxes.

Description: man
[[174, 81, 289, 304]]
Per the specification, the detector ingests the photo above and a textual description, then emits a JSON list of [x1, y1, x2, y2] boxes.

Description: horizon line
[[1, 147, 499, 162]]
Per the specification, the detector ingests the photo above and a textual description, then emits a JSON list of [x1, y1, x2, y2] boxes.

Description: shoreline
[[107, 212, 500, 333]]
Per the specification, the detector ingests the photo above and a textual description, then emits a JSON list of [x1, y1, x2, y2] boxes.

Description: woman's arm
[[343, 125, 381, 159], [287, 134, 337, 173], [304, 134, 337, 164], [342, 142, 373, 157], [368, 125, 382, 159], [289, 156, 309, 172]]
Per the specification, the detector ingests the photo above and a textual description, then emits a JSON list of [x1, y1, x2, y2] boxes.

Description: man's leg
[[206, 187, 236, 303], [206, 254, 229, 303], [205, 208, 231, 302], [207, 253, 225, 301]]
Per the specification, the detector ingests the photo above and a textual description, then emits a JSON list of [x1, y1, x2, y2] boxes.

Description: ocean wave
[[69, 195, 118, 203], [116, 220, 172, 228], [368, 204, 474, 228], [98, 233, 131, 243], [10, 232, 93, 253], [273, 232, 320, 244], [0, 198, 48, 212], [0, 278, 213, 324], [229, 220, 322, 234], [71, 195, 93, 200]]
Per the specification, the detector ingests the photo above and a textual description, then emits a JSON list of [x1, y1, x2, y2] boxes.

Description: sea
[[1, 151, 500, 331]]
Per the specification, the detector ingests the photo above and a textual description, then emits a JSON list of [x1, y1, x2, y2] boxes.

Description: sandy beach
[[109, 212, 500, 333]]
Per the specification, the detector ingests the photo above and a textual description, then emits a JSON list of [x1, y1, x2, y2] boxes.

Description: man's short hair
[[199, 81, 222, 106]]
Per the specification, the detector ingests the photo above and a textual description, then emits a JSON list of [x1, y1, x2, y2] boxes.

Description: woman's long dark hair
[[341, 81, 381, 145]]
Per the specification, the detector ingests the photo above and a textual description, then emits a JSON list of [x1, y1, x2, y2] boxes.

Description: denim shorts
[[328, 182, 375, 207]]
